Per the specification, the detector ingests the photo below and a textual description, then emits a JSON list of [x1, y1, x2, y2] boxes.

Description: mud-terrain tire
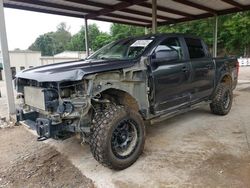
[[89, 104, 145, 170], [210, 83, 233, 115]]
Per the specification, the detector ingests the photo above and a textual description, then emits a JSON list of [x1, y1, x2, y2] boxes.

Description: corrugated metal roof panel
[[188, 0, 234, 10], [97, 15, 148, 26], [157, 0, 207, 14], [3, 0, 250, 27]]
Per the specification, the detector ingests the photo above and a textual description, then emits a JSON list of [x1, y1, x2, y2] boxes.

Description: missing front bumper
[[16, 109, 76, 140]]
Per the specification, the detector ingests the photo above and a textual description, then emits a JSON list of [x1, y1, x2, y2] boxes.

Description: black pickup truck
[[15, 34, 239, 170]]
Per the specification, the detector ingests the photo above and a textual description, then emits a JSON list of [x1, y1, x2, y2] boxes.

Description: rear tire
[[210, 83, 233, 115], [90, 104, 145, 170]]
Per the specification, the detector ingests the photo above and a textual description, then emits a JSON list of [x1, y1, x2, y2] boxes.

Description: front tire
[[210, 83, 233, 115], [90, 104, 145, 170]]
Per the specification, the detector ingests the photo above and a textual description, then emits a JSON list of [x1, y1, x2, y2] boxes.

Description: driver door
[[150, 37, 192, 113]]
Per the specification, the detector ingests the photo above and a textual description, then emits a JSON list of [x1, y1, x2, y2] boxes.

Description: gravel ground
[[0, 67, 250, 188]]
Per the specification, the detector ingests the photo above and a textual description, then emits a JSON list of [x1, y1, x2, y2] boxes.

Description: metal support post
[[84, 17, 90, 57], [0, 0, 16, 117], [213, 16, 218, 57], [145, 27, 149, 35], [152, 0, 157, 34]]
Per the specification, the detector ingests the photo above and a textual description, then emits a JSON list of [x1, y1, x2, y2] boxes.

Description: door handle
[[182, 67, 189, 72]]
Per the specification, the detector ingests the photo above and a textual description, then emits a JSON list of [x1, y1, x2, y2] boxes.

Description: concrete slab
[[41, 80, 250, 188]]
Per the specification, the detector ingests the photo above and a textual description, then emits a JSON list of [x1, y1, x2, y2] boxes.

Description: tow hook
[[36, 118, 52, 139], [37, 136, 48, 141]]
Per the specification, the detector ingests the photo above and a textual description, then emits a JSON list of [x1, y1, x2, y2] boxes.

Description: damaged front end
[[16, 78, 93, 140]]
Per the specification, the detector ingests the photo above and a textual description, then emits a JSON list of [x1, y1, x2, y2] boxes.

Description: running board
[[150, 101, 211, 124]]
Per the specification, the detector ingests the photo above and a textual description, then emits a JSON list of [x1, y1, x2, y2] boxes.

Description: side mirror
[[154, 49, 179, 62]]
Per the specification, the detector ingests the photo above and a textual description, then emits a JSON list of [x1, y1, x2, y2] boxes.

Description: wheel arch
[[100, 88, 140, 112], [211, 73, 233, 100], [219, 73, 232, 87]]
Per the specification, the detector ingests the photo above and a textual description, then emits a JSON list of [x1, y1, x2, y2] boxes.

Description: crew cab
[[15, 34, 239, 170]]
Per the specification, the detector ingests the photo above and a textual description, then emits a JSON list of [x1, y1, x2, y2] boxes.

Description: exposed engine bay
[[16, 78, 94, 140]]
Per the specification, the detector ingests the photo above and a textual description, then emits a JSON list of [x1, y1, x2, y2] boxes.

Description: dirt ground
[[0, 127, 94, 188], [0, 67, 250, 188]]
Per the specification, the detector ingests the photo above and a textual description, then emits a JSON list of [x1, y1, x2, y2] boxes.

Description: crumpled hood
[[16, 59, 136, 82]]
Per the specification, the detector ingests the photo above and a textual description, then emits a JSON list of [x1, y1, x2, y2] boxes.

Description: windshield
[[88, 37, 154, 60]]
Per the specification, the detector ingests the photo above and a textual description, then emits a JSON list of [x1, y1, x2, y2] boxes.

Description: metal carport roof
[[3, 0, 250, 27]]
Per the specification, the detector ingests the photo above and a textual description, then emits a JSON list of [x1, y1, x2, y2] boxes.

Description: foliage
[[29, 11, 250, 57], [64, 23, 111, 52], [220, 12, 250, 56], [66, 27, 85, 51], [92, 33, 112, 51], [158, 11, 250, 56], [29, 22, 71, 56], [158, 18, 214, 47], [53, 23, 71, 54], [110, 24, 144, 40], [29, 32, 54, 56], [68, 23, 145, 51]]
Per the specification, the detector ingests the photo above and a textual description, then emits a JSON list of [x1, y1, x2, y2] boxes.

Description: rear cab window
[[185, 38, 207, 59]]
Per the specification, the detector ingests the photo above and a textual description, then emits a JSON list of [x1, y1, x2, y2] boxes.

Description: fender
[[218, 73, 232, 87], [86, 69, 150, 118]]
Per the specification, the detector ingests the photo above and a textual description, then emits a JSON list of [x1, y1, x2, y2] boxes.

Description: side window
[[155, 37, 183, 60], [185, 38, 205, 59]]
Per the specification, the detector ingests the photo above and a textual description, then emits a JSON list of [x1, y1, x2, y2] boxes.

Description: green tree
[[67, 24, 107, 51], [29, 32, 54, 56], [29, 22, 71, 56], [158, 18, 214, 49], [220, 12, 250, 56], [67, 27, 85, 51], [92, 32, 112, 51], [88, 24, 100, 50], [158, 11, 250, 56], [110, 23, 144, 40], [53, 22, 71, 54], [28, 11, 250, 57]]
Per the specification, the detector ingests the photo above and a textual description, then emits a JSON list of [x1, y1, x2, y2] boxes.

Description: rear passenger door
[[184, 38, 215, 102]]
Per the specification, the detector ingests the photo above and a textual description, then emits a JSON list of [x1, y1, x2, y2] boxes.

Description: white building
[[0, 50, 41, 80], [238, 57, 250, 66], [41, 51, 86, 65], [0, 50, 86, 81]]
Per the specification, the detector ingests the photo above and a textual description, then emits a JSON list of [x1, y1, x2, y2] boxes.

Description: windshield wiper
[[99, 57, 121, 60]]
